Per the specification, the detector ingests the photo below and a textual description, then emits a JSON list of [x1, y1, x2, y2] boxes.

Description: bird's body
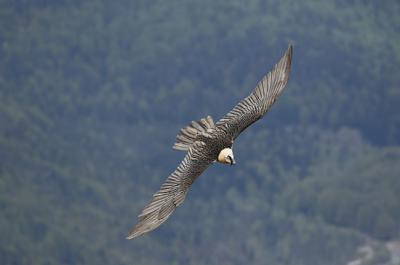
[[127, 45, 293, 239]]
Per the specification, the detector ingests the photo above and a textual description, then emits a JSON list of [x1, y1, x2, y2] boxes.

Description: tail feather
[[173, 116, 215, 151]]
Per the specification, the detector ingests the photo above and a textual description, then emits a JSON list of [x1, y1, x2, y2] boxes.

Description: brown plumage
[[127, 45, 293, 239]]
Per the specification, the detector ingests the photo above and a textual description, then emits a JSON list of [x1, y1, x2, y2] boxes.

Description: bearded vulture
[[127, 45, 293, 239]]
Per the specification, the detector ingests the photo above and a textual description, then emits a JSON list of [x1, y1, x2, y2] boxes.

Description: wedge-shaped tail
[[173, 116, 215, 151]]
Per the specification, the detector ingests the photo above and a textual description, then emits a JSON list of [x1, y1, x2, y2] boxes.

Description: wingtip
[[126, 224, 143, 240], [126, 231, 140, 240], [283, 44, 293, 72], [286, 44, 293, 59], [126, 230, 135, 240]]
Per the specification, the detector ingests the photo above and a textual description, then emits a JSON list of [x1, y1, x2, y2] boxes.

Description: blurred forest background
[[1, 0, 400, 264]]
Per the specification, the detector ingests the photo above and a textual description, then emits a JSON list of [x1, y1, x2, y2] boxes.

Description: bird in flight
[[127, 45, 293, 239]]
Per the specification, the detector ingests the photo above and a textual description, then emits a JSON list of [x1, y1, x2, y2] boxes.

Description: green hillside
[[1, 1, 399, 264]]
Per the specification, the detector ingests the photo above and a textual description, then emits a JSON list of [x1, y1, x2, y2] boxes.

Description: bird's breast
[[202, 132, 232, 160]]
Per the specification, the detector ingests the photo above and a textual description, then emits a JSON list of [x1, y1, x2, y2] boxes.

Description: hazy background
[[1, 1, 399, 264]]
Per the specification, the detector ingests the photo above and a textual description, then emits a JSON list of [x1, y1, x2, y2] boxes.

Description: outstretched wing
[[216, 45, 292, 139], [126, 142, 212, 239]]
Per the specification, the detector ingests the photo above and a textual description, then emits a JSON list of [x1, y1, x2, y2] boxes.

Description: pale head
[[217, 148, 236, 165]]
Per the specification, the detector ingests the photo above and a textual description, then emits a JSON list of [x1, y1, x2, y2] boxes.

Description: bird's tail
[[173, 115, 215, 151]]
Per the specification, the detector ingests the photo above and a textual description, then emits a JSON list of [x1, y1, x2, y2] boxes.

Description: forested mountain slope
[[1, 1, 399, 264]]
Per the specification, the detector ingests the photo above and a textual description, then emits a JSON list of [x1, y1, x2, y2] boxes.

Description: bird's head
[[217, 148, 236, 165]]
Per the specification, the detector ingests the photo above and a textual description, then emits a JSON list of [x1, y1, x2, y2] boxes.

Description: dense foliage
[[1, 1, 399, 264]]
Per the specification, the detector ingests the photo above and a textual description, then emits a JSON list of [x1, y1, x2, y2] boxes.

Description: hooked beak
[[228, 155, 236, 166]]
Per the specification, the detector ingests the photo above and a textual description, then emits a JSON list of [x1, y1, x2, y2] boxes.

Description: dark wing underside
[[126, 142, 211, 239], [216, 45, 293, 139]]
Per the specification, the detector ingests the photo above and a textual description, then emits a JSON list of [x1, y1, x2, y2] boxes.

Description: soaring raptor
[[127, 45, 293, 239]]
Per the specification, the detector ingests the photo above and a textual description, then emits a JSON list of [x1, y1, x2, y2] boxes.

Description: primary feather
[[216, 45, 292, 139], [126, 141, 212, 239]]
